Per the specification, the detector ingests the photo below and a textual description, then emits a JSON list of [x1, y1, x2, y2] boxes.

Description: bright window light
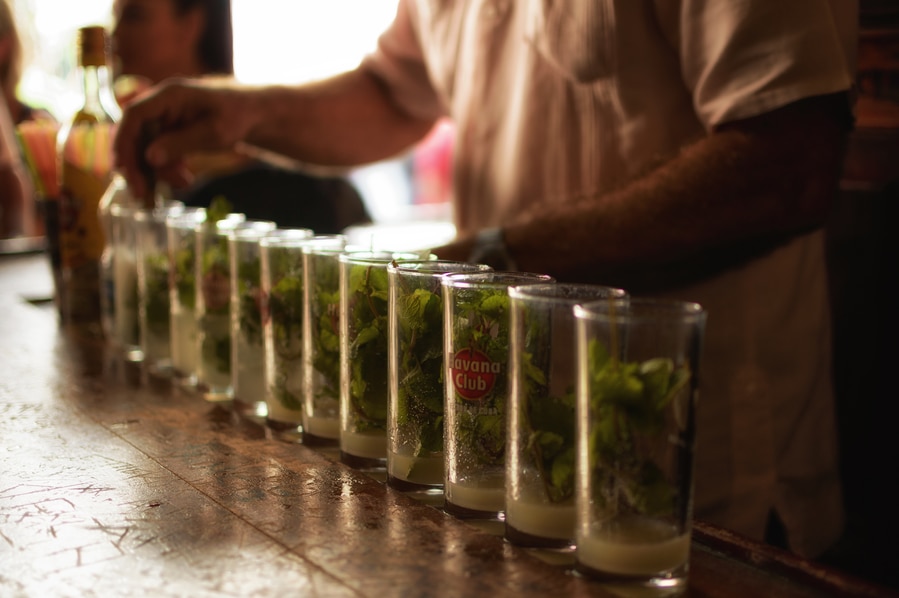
[[19, 0, 399, 114], [232, 1, 399, 84]]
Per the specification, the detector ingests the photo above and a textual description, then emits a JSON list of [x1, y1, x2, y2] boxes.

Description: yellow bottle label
[[59, 162, 110, 268], [59, 121, 114, 269]]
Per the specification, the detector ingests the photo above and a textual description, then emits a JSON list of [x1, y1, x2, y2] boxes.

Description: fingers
[[114, 80, 248, 202], [114, 80, 215, 200], [114, 84, 175, 200]]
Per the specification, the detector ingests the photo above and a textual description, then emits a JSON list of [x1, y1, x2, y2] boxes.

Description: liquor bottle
[[57, 25, 120, 326]]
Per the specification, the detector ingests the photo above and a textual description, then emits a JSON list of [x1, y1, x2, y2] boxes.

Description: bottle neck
[[81, 65, 106, 116]]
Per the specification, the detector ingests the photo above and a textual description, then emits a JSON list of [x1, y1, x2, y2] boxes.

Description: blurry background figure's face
[[112, 0, 204, 84]]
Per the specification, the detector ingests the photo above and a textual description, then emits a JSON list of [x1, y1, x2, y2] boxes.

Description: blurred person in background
[[112, 0, 232, 99], [112, 0, 368, 232], [0, 0, 54, 238], [0, 92, 30, 239]]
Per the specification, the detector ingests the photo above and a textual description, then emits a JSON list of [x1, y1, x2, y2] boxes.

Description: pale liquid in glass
[[341, 430, 387, 459], [505, 497, 575, 541], [305, 415, 339, 440], [234, 341, 266, 407], [446, 472, 505, 513], [577, 518, 690, 577], [266, 364, 303, 424], [388, 452, 444, 486]]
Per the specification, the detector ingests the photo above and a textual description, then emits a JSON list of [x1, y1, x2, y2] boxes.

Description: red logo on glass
[[450, 348, 500, 402]]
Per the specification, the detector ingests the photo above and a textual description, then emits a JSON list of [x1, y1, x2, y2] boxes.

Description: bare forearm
[[115, 70, 438, 200], [245, 69, 436, 167], [439, 94, 850, 288]]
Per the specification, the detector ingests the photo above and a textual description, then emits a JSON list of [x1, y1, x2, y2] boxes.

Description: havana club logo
[[450, 348, 500, 402]]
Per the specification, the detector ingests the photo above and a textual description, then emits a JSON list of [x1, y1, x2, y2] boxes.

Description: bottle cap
[[78, 26, 107, 68]]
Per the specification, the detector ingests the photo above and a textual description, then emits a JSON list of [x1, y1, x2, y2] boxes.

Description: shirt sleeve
[[359, 0, 446, 122], [661, 0, 856, 128]]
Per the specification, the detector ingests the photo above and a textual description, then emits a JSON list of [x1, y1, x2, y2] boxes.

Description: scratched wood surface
[[0, 253, 893, 598]]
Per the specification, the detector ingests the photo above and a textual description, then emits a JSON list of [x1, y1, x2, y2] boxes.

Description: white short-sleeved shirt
[[363, 0, 856, 557]]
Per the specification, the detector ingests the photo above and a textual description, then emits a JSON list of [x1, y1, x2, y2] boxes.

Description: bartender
[[114, 0, 856, 559]]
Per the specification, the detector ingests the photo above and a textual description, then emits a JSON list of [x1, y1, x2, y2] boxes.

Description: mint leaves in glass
[[194, 210, 247, 401], [166, 207, 209, 387], [260, 229, 314, 438], [505, 283, 626, 548], [440, 271, 552, 518], [165, 208, 215, 387], [227, 220, 278, 415], [386, 260, 492, 491], [574, 299, 705, 590], [135, 202, 183, 377], [338, 251, 427, 468], [301, 236, 347, 444]]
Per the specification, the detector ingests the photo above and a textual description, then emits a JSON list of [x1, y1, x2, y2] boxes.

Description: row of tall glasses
[[105, 203, 707, 593]]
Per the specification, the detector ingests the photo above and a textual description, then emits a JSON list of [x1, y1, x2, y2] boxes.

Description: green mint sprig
[[346, 263, 390, 433], [143, 252, 170, 332], [586, 338, 690, 517], [310, 257, 341, 402], [238, 257, 263, 346], [206, 195, 233, 223], [174, 243, 196, 309], [395, 285, 445, 456], [269, 273, 304, 360]]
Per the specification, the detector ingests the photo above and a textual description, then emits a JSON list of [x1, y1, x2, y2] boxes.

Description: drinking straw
[[16, 121, 60, 197]]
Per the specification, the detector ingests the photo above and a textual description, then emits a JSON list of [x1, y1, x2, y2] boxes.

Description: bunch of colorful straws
[[16, 120, 60, 198]]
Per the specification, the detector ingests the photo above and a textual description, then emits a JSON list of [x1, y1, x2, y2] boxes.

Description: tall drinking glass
[[386, 260, 492, 491], [166, 208, 208, 388], [259, 229, 315, 439], [110, 203, 141, 360], [440, 271, 553, 518], [338, 251, 428, 468], [135, 201, 184, 377], [505, 283, 627, 548], [228, 220, 280, 416], [194, 214, 248, 401], [302, 236, 348, 444], [574, 299, 706, 591]]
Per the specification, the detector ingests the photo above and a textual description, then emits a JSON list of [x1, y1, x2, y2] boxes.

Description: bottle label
[[59, 161, 110, 269]]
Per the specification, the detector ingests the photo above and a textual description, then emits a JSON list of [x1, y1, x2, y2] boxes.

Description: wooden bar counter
[[0, 250, 893, 597]]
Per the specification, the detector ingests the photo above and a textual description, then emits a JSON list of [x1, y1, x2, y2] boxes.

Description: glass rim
[[387, 260, 492, 276], [193, 212, 246, 232], [574, 298, 706, 323], [258, 228, 315, 247], [339, 250, 426, 265], [165, 206, 206, 225], [300, 234, 348, 254], [440, 271, 553, 290], [227, 220, 277, 238], [508, 282, 627, 304], [134, 201, 186, 222]]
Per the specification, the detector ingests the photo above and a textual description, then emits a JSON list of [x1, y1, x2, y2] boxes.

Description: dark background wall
[[823, 0, 899, 589]]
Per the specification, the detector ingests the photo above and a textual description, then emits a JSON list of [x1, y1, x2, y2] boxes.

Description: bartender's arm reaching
[[435, 92, 851, 289], [114, 69, 436, 201]]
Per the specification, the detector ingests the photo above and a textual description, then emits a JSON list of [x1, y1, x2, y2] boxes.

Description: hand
[[113, 77, 257, 201]]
